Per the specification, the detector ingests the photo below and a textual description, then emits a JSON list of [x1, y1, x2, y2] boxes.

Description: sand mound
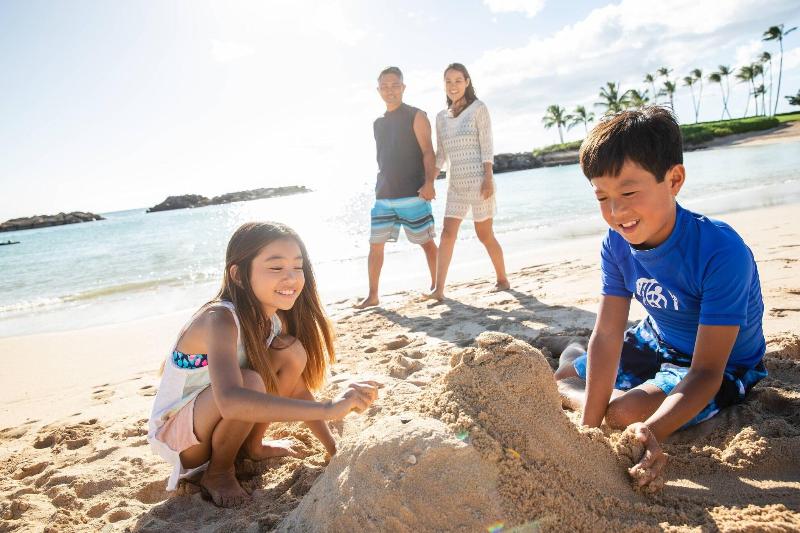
[[279, 416, 504, 532]]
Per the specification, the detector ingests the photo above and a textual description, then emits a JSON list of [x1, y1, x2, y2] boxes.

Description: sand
[[1, 201, 799, 532]]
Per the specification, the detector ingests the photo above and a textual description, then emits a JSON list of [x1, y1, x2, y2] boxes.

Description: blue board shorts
[[573, 318, 767, 427], [370, 197, 435, 245]]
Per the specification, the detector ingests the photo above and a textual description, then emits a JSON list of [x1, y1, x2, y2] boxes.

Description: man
[[355, 66, 438, 308]]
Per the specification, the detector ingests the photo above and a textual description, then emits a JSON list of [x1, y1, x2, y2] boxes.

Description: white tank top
[[147, 300, 281, 490]]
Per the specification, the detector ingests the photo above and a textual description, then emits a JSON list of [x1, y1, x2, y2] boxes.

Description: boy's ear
[[666, 164, 685, 196]]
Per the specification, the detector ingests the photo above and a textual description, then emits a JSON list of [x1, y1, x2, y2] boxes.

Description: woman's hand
[[480, 177, 494, 199], [325, 381, 379, 420]]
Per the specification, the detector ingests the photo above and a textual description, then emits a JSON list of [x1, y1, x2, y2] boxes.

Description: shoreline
[[0, 201, 798, 530]]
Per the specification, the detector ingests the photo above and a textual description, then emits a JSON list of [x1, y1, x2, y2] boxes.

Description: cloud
[[312, 2, 367, 46], [483, 0, 546, 18], [211, 40, 255, 63], [464, 0, 799, 149]]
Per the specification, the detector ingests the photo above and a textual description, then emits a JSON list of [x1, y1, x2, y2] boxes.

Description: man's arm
[[644, 324, 737, 440], [412, 111, 436, 201], [581, 295, 631, 427]]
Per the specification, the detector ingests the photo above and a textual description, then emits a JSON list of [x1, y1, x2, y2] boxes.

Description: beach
[[1, 193, 799, 530]]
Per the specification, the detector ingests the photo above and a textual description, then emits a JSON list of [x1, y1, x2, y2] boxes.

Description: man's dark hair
[[378, 66, 403, 82], [579, 106, 683, 182]]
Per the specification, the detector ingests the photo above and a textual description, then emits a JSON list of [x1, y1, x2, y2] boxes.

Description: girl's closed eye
[[622, 191, 637, 197]]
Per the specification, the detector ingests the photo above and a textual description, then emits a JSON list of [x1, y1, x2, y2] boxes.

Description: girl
[[147, 222, 378, 508], [427, 63, 510, 301]]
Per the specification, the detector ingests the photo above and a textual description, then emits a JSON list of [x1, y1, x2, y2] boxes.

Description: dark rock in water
[[436, 151, 580, 178], [0, 212, 105, 233], [146, 194, 210, 213], [146, 186, 311, 213]]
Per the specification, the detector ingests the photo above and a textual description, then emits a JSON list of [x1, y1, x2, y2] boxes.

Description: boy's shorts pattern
[[370, 197, 435, 244], [573, 318, 767, 428]]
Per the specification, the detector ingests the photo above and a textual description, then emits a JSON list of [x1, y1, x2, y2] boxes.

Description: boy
[[554, 106, 767, 489]]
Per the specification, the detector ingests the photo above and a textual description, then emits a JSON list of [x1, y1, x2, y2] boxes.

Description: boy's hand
[[627, 423, 667, 492]]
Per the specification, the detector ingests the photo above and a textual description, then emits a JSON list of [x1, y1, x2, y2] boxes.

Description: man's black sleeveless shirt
[[373, 103, 425, 199]]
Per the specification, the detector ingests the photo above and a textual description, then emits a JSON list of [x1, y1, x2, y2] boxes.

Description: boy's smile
[[591, 160, 685, 249]]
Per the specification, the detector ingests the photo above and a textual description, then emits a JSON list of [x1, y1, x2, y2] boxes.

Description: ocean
[[2, 139, 799, 337]]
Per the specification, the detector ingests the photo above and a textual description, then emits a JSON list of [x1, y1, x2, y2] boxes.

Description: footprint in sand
[[382, 335, 413, 351], [32, 420, 98, 451], [91, 387, 114, 401], [138, 384, 156, 397], [388, 354, 424, 379]]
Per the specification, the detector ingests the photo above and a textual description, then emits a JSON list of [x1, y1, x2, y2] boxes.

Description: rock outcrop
[[0, 212, 104, 233], [146, 186, 311, 213]]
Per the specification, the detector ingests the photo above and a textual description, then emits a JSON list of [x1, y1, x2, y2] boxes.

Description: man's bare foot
[[354, 296, 379, 309], [424, 289, 444, 301], [199, 467, 250, 508], [244, 439, 304, 461], [490, 280, 510, 292]]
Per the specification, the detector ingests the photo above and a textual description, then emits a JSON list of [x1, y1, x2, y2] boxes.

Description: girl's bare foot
[[491, 279, 510, 292], [244, 438, 303, 461], [354, 295, 379, 309], [199, 467, 250, 508]]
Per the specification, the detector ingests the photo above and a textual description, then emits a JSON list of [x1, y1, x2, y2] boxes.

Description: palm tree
[[691, 68, 703, 120], [760, 52, 773, 115], [736, 65, 756, 116], [753, 84, 767, 115], [786, 89, 800, 106], [683, 76, 699, 123], [542, 105, 572, 144], [628, 89, 650, 108], [708, 72, 728, 119], [753, 63, 766, 115], [718, 65, 734, 119], [657, 66, 673, 81], [643, 73, 658, 104], [595, 82, 632, 114], [662, 80, 677, 110], [763, 24, 797, 115], [568, 105, 595, 134]]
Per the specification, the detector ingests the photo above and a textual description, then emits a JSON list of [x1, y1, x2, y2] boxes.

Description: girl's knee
[[271, 336, 308, 372], [241, 368, 267, 393]]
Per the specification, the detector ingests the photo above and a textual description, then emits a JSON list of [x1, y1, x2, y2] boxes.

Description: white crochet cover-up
[[435, 99, 496, 222]]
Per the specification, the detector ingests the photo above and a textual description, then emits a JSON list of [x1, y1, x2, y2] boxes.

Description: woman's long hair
[[214, 221, 335, 393], [444, 62, 477, 117]]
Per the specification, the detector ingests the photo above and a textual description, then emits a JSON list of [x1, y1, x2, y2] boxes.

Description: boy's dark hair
[[579, 106, 683, 182], [378, 66, 403, 82]]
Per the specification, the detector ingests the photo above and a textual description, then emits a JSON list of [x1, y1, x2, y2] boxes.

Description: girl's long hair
[[444, 62, 477, 117], [214, 221, 335, 393]]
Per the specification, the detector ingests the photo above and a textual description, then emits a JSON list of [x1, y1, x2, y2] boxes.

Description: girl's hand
[[325, 381, 379, 420], [480, 177, 494, 199]]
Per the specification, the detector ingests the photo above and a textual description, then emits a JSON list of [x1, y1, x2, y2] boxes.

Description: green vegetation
[[681, 116, 779, 145], [532, 140, 583, 157], [532, 114, 794, 156], [775, 111, 800, 123]]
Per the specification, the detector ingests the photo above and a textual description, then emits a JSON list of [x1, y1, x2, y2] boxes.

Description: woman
[[427, 63, 509, 301]]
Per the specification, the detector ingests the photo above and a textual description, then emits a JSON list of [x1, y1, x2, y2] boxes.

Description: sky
[[1, 0, 799, 218]]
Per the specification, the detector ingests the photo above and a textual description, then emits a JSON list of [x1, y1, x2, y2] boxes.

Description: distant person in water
[[426, 63, 509, 301], [355, 66, 439, 309]]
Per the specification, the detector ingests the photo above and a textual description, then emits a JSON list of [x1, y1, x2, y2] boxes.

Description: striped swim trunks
[[369, 197, 435, 244]]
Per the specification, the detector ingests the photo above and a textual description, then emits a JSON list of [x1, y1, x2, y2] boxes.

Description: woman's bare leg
[[426, 217, 462, 300], [474, 218, 509, 290]]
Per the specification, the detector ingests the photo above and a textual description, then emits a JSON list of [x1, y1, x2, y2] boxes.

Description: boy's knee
[[605, 398, 635, 429], [241, 368, 267, 393], [476, 230, 493, 245]]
